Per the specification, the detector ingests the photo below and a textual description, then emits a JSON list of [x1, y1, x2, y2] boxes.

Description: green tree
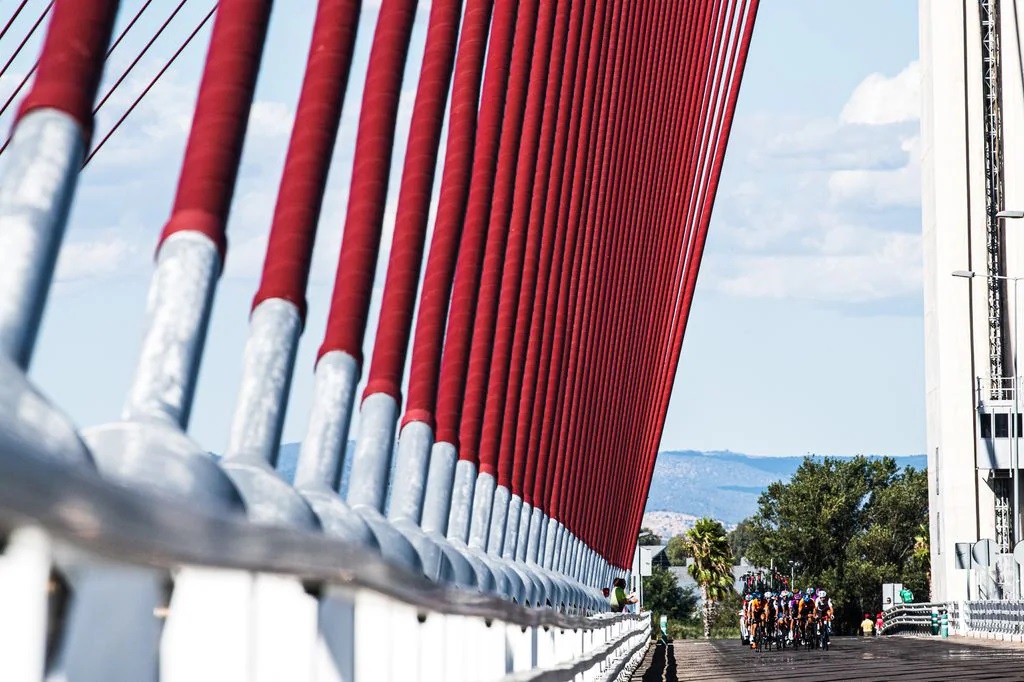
[[685, 517, 734, 638], [665, 535, 689, 566], [637, 527, 662, 546], [642, 566, 698, 621], [727, 518, 757, 563], [744, 456, 928, 632]]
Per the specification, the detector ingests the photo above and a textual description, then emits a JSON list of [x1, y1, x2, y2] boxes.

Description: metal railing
[[0, 438, 651, 681], [961, 600, 1024, 639], [879, 602, 959, 635], [881, 600, 1024, 642]]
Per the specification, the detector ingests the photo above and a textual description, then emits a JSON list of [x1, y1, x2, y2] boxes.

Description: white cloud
[[712, 231, 921, 303], [840, 61, 920, 126], [704, 62, 922, 307], [55, 238, 135, 283], [248, 100, 294, 138]]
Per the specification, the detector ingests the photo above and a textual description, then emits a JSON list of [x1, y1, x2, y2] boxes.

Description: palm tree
[[685, 517, 734, 638]]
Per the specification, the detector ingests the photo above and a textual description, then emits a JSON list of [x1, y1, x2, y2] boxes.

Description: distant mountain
[[644, 450, 927, 526], [273, 443, 926, 529]]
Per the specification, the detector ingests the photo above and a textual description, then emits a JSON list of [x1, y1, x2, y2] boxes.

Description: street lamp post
[[955, 243, 1024, 597]]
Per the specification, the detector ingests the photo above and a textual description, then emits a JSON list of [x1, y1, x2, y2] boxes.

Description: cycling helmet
[[782, 590, 790, 598], [764, 591, 772, 598], [817, 590, 827, 598], [794, 589, 802, 595]]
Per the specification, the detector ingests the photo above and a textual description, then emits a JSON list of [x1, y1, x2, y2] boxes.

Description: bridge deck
[[630, 636, 1024, 681]]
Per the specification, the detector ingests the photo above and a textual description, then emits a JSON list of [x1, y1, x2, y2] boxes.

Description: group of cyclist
[[740, 587, 835, 652]]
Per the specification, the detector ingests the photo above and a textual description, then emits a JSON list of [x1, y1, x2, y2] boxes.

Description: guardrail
[[960, 600, 1024, 640], [0, 440, 649, 681], [879, 602, 959, 636], [881, 600, 1024, 642]]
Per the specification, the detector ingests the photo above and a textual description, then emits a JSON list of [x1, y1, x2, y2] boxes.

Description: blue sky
[[0, 0, 923, 458]]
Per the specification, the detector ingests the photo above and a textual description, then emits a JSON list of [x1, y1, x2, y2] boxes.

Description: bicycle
[[817, 616, 831, 651]]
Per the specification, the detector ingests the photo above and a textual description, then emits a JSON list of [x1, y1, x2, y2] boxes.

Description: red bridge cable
[[572, 2, 651, 549], [632, 0, 742, 510], [517, 0, 592, 511], [363, 0, 465, 402], [602, 0, 708, 561], [595, 1, 683, 557], [85, 5, 217, 167], [156, 0, 273, 258], [318, 0, 420, 366], [0, 0, 31, 44], [251, 0, 363, 321], [544, 0, 622, 524], [645, 1, 760, 501], [567, 1, 670, 543], [433, 0, 522, 450], [569, 0, 663, 540], [108, 0, 156, 57], [93, 0, 191, 115], [612, 0, 724, 543], [15, 0, 117, 141], [628, 2, 760, 565], [459, 0, 543, 474], [531, 0, 607, 516], [483, 0, 565, 493], [573, 0, 667, 540], [0, 1, 51, 85], [506, 0, 583, 509], [402, 0, 496, 430], [0, 0, 156, 150]]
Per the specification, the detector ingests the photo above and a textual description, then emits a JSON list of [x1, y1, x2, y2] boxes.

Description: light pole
[[955, 256, 1024, 598]]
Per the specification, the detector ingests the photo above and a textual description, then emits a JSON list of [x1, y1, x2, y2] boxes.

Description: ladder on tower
[[980, 0, 1010, 399]]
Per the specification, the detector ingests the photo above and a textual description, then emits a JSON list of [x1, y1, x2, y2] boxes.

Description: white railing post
[[0, 527, 51, 682]]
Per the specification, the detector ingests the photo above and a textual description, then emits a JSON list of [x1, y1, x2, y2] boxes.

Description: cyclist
[[815, 589, 835, 649], [797, 588, 816, 645], [788, 589, 802, 642], [748, 592, 764, 649], [815, 589, 834, 620], [776, 591, 791, 647]]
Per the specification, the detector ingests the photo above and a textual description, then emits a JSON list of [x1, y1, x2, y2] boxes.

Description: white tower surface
[[922, 0, 1024, 601]]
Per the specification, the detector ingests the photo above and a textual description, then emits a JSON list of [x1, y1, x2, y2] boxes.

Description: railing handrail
[[0, 439, 627, 632]]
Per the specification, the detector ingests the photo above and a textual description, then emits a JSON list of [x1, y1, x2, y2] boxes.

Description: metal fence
[[960, 600, 1024, 640], [0, 443, 651, 682], [879, 602, 959, 636], [880, 600, 1024, 641]]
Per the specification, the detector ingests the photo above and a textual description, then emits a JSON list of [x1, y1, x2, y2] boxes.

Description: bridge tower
[[922, 0, 1024, 601]]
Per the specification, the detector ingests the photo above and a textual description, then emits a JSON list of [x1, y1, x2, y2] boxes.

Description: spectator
[[609, 577, 638, 612], [860, 614, 874, 637]]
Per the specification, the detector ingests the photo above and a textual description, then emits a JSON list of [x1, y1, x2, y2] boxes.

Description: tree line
[[639, 455, 929, 637]]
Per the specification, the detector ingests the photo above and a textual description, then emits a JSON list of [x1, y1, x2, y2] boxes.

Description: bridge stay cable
[[0, 0, 159, 147], [0, 0, 762, 677]]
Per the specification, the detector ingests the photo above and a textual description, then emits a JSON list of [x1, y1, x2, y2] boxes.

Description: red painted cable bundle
[[459, 0, 542, 474], [481, 0, 565, 491], [514, 0, 588, 510], [402, 0, 495, 429], [319, 0, 419, 366], [253, 0, 362, 322], [16, 0, 119, 144], [158, 0, 273, 259], [432, 0, 520, 450], [365, 0, 465, 403]]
